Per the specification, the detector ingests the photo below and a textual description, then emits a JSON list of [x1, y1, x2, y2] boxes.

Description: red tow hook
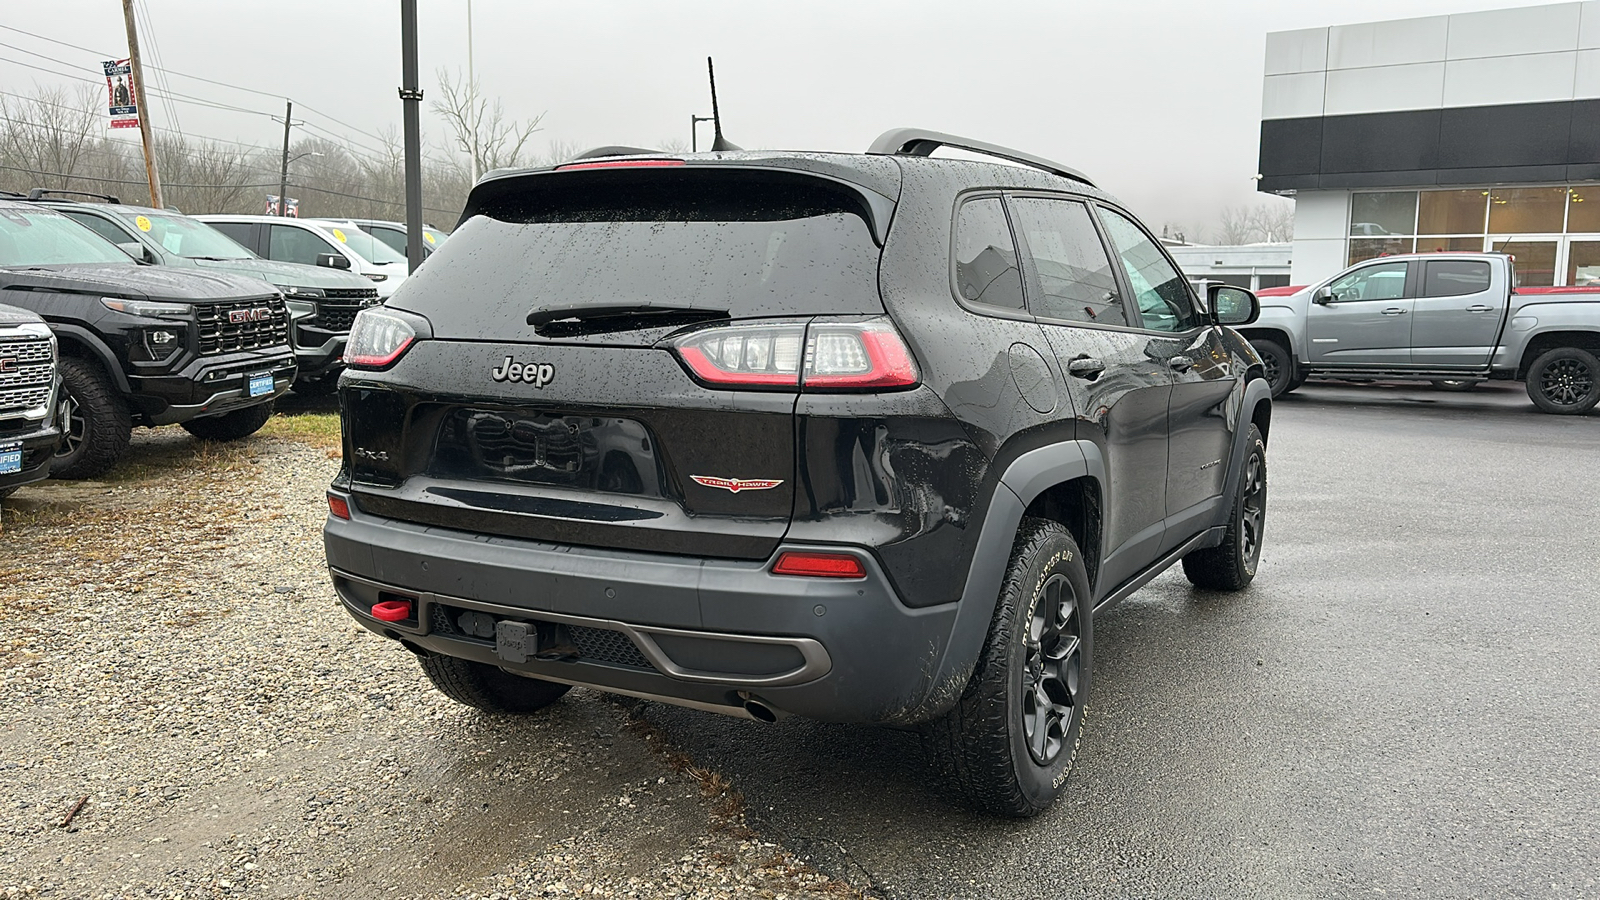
[[370, 600, 413, 622]]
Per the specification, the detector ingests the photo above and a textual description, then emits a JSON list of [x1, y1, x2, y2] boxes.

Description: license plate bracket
[[246, 373, 274, 397]]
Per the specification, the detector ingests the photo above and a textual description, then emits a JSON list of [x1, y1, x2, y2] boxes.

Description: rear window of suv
[[402, 170, 884, 334]]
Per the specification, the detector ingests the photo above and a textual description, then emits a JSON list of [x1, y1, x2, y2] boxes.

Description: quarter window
[[1328, 261, 1407, 302], [1008, 197, 1125, 326], [953, 197, 1025, 310], [1097, 207, 1199, 332], [268, 224, 338, 267], [1421, 260, 1491, 298]]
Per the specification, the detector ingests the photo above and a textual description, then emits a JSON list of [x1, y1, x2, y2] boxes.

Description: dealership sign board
[[103, 59, 139, 129]]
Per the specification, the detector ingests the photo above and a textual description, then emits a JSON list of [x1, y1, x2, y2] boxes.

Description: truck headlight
[[101, 297, 193, 320]]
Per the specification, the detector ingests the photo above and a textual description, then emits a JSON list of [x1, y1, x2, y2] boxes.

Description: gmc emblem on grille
[[228, 307, 273, 324], [0, 357, 16, 374]]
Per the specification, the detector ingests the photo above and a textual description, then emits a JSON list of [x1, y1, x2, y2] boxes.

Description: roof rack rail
[[26, 188, 121, 204], [866, 128, 1094, 188]]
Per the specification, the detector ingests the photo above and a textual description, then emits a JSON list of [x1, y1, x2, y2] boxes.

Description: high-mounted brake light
[[667, 318, 920, 392], [772, 551, 867, 578], [344, 308, 417, 369], [556, 159, 686, 171]]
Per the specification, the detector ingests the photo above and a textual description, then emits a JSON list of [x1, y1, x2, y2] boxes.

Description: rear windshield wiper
[[527, 301, 729, 335]]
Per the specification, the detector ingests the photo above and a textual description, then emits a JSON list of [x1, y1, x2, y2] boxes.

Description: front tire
[[1525, 347, 1600, 415], [1183, 424, 1267, 591], [51, 356, 132, 480], [923, 518, 1091, 818], [419, 655, 572, 714], [1251, 338, 1296, 398], [180, 402, 275, 441]]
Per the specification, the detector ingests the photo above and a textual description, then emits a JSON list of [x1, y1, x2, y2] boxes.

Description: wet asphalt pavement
[[639, 380, 1600, 899]]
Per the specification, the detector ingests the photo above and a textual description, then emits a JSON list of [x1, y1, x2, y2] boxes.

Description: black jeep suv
[[0, 199, 295, 478], [27, 191, 380, 396], [0, 302, 61, 499], [324, 130, 1272, 816]]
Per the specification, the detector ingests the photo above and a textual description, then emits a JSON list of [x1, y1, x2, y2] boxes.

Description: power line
[[0, 162, 277, 190]]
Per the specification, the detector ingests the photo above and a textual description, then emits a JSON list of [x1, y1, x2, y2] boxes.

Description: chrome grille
[[195, 297, 289, 356], [0, 334, 54, 417], [0, 338, 53, 365]]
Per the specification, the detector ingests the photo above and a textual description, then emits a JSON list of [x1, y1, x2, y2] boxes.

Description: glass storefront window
[[1417, 190, 1488, 235], [1565, 187, 1600, 233], [1566, 240, 1600, 285], [1492, 239, 1557, 287], [1487, 187, 1568, 234], [1415, 237, 1485, 253], [1350, 191, 1417, 236], [1349, 236, 1413, 265]]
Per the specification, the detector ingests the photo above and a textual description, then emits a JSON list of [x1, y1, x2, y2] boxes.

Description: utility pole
[[399, 0, 425, 274], [276, 100, 293, 216], [467, 0, 478, 183], [120, 0, 163, 208]]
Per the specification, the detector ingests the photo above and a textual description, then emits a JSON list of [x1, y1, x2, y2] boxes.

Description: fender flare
[[1213, 378, 1272, 532], [49, 324, 132, 393], [927, 439, 1105, 701]]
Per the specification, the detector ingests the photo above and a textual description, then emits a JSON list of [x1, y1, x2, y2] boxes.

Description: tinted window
[[62, 211, 133, 245], [1422, 260, 1491, 297], [207, 221, 256, 250], [368, 226, 407, 255], [1008, 197, 1124, 325], [1328, 261, 1408, 301], [1097, 207, 1199, 332], [953, 197, 1024, 310], [268, 224, 339, 266]]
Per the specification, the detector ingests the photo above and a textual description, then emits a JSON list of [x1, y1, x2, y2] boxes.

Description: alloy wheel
[[1239, 451, 1266, 562], [1539, 357, 1594, 407], [1022, 574, 1083, 766], [54, 392, 85, 459]]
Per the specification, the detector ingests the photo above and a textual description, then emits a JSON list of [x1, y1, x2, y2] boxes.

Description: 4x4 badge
[[691, 475, 784, 493]]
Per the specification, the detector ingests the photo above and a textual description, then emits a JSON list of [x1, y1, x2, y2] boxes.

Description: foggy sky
[[0, 0, 1563, 234]]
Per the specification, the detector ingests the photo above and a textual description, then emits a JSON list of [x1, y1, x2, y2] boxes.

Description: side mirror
[[1209, 284, 1259, 326], [316, 252, 352, 270], [1312, 285, 1334, 305], [116, 241, 154, 264]]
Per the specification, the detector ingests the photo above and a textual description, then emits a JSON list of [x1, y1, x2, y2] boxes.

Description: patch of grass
[[262, 411, 342, 453]]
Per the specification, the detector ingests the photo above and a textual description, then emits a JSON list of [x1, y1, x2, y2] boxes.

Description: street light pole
[[399, 0, 425, 274], [467, 0, 478, 183]]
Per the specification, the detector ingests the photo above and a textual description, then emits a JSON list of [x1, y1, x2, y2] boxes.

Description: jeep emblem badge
[[490, 356, 555, 388], [690, 475, 785, 493]]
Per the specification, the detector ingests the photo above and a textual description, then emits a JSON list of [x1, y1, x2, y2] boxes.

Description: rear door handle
[[1467, 304, 1493, 313], [1067, 357, 1106, 380], [1381, 307, 1408, 316], [1168, 355, 1194, 373]]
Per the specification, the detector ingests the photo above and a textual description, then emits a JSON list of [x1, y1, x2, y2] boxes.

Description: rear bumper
[[323, 492, 963, 725], [0, 419, 60, 492]]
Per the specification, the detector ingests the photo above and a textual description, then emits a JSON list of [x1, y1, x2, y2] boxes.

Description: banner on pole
[[103, 59, 139, 129], [265, 195, 299, 217]]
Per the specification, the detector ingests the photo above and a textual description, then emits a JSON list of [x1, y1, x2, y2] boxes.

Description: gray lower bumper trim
[[332, 567, 833, 688]]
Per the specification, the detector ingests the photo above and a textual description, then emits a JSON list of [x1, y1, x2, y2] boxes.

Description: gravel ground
[[0, 419, 869, 900]]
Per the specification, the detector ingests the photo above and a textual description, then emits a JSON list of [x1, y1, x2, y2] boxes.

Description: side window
[[1328, 261, 1408, 302], [953, 197, 1025, 310], [63, 212, 132, 246], [208, 221, 255, 249], [1097, 207, 1199, 332], [1422, 260, 1491, 297], [268, 224, 337, 266], [1008, 197, 1126, 326], [371, 226, 408, 255]]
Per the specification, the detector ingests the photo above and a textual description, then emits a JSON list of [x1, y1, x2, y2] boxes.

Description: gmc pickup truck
[[1239, 253, 1600, 414]]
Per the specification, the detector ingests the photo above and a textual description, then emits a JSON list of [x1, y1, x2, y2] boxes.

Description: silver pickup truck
[[1238, 252, 1600, 414]]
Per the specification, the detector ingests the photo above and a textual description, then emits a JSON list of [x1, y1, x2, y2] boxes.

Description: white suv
[[196, 215, 410, 300]]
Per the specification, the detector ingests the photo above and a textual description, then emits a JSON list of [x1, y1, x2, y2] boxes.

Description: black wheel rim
[[1022, 574, 1082, 766], [1240, 450, 1266, 563], [1259, 349, 1282, 389], [54, 391, 85, 460], [1539, 357, 1594, 407]]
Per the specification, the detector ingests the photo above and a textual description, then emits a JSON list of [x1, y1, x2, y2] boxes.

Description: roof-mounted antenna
[[707, 56, 741, 152]]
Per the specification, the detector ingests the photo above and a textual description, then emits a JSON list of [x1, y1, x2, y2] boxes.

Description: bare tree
[[1210, 202, 1296, 245], [430, 68, 545, 175], [0, 84, 102, 190], [1251, 201, 1295, 243], [1214, 206, 1256, 245]]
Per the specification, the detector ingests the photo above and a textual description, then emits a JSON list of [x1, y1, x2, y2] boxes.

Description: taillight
[[772, 551, 867, 578], [668, 318, 919, 392], [344, 308, 417, 369]]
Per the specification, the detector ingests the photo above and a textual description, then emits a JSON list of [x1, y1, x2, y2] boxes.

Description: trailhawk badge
[[491, 357, 555, 388], [691, 475, 784, 493]]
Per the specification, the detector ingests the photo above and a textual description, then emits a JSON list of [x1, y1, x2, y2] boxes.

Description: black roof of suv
[[324, 129, 1273, 817]]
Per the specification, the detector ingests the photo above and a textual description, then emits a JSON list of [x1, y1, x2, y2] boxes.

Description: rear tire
[[1183, 424, 1267, 591], [1251, 338, 1296, 398], [51, 356, 132, 480], [923, 518, 1091, 818], [181, 402, 275, 441], [419, 655, 572, 714], [1525, 347, 1600, 415]]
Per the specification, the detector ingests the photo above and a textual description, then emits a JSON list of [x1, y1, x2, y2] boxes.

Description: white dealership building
[[1260, 2, 1600, 287]]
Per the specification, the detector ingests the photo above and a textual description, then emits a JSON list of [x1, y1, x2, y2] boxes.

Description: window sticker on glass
[[332, 228, 347, 243], [134, 215, 152, 232]]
